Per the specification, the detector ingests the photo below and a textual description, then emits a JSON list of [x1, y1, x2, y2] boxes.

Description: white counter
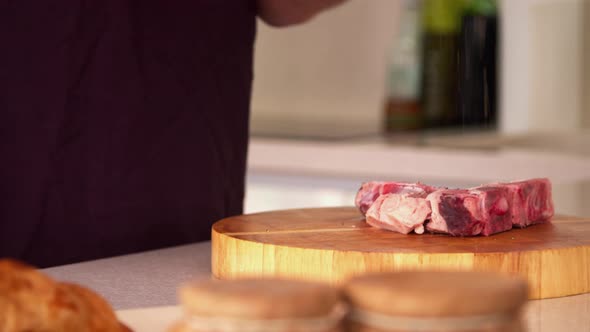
[[245, 135, 590, 217], [42, 242, 590, 332], [247, 135, 590, 183], [44, 243, 210, 310]]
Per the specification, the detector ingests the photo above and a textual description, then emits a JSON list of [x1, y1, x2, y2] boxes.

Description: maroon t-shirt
[[0, 1, 256, 267]]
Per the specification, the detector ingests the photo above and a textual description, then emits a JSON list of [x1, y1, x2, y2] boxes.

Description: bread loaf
[[0, 259, 130, 332]]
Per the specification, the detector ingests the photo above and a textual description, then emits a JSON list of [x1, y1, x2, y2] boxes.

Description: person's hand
[[257, 0, 347, 27]]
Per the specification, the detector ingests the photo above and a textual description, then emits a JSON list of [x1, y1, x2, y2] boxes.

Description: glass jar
[[168, 278, 346, 332], [344, 271, 528, 332]]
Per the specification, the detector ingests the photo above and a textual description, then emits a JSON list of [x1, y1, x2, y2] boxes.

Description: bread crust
[[0, 259, 130, 332]]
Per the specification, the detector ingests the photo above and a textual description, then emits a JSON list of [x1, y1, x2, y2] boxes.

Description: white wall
[[499, 0, 587, 133], [251, 0, 401, 133], [584, 0, 590, 129], [251, 0, 588, 134]]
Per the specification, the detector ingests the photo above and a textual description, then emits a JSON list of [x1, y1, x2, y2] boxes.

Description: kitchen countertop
[[43, 242, 211, 310], [245, 134, 590, 217], [248, 134, 590, 184], [43, 241, 590, 332]]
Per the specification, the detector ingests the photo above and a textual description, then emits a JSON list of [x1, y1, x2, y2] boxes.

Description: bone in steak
[[357, 178, 554, 236], [426, 187, 513, 236], [355, 181, 438, 215], [365, 192, 432, 234], [488, 178, 554, 227]]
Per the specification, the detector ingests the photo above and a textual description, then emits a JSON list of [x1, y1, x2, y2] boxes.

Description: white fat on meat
[[365, 193, 432, 234], [355, 181, 440, 216]]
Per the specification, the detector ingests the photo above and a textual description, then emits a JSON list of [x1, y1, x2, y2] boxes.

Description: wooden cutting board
[[211, 207, 590, 299]]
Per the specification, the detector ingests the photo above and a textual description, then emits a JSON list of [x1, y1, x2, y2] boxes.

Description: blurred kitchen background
[[244, 0, 590, 216]]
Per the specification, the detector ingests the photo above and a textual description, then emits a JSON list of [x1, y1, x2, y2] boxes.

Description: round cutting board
[[211, 207, 590, 299]]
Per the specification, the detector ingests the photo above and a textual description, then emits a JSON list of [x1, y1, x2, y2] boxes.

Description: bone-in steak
[[355, 178, 554, 236]]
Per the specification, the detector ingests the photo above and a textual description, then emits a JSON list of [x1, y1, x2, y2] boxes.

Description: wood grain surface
[[211, 207, 590, 299]]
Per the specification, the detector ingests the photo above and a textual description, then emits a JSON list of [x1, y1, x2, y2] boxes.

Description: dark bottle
[[420, 0, 465, 128], [457, 0, 498, 127], [384, 0, 423, 132]]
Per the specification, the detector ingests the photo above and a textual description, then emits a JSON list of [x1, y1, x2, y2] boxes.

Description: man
[[0, 0, 345, 267]]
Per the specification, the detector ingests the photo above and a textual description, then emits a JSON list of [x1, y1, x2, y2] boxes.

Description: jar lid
[[179, 278, 342, 319], [344, 271, 528, 317]]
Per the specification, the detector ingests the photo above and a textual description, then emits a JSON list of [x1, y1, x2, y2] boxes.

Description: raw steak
[[426, 187, 512, 236], [355, 181, 438, 215], [366, 193, 432, 234], [491, 178, 554, 227]]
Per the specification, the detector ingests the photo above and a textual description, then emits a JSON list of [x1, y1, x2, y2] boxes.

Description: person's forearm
[[257, 0, 346, 27]]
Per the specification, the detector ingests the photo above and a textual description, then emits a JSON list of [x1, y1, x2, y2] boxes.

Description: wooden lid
[[179, 278, 341, 319], [344, 271, 528, 317]]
